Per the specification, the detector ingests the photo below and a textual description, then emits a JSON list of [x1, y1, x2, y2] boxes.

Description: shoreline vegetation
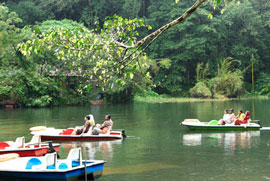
[[134, 94, 269, 104], [1, 2, 270, 108]]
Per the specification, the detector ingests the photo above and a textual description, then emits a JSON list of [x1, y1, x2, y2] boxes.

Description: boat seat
[[208, 120, 218, 125], [84, 126, 94, 136], [57, 148, 82, 169], [183, 119, 200, 123], [26, 135, 41, 148], [0, 142, 11, 149], [15, 137, 25, 148], [26, 158, 42, 169], [46, 152, 57, 169], [25, 152, 57, 170]]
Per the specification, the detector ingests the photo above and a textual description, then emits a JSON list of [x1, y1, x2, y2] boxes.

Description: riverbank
[[134, 94, 269, 103]]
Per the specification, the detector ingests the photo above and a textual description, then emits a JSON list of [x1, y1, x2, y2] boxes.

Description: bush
[[190, 58, 244, 98], [256, 72, 270, 95], [211, 71, 244, 98], [189, 82, 212, 98], [25, 95, 52, 107]]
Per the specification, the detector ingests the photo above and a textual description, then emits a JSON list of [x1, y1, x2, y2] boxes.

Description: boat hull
[[0, 161, 104, 180], [31, 129, 125, 142], [40, 135, 122, 141], [0, 145, 60, 157], [181, 122, 261, 131]]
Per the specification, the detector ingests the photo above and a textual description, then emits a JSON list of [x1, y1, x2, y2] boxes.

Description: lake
[[0, 99, 270, 180]]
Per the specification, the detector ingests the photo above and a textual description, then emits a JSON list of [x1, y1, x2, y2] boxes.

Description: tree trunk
[[119, 0, 207, 49]]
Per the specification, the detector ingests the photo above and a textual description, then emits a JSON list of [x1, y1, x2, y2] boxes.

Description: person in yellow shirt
[[236, 109, 245, 120], [234, 109, 246, 125]]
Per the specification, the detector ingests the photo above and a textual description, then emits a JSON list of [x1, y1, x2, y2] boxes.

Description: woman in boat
[[72, 115, 95, 135], [235, 110, 249, 125], [92, 114, 113, 135], [227, 108, 235, 124], [218, 109, 230, 125]]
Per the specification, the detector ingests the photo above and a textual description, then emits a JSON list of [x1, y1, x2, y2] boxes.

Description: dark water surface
[[1, 99, 270, 180]]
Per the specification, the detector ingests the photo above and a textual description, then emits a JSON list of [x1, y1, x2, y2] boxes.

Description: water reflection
[[61, 140, 123, 160], [182, 131, 260, 154]]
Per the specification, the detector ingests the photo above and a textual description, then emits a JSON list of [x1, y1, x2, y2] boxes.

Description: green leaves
[[19, 16, 153, 98], [208, 13, 213, 19]]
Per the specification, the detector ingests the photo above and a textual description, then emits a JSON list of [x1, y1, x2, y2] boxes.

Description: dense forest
[[0, 0, 270, 107]]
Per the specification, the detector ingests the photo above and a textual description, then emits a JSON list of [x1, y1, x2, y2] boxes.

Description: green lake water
[[1, 99, 270, 180]]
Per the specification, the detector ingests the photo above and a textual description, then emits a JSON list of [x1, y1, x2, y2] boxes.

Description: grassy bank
[[134, 94, 269, 104]]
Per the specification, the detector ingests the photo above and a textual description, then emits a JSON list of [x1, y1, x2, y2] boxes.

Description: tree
[[20, 0, 225, 91]]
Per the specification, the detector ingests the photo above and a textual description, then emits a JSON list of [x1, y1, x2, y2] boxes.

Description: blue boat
[[0, 148, 105, 180]]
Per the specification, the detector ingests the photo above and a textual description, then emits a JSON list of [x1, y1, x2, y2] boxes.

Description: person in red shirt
[[235, 111, 250, 125]]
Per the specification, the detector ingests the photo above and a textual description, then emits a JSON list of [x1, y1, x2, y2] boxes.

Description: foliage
[[1, 0, 270, 106], [20, 16, 153, 98], [189, 82, 212, 98], [256, 73, 270, 95], [196, 62, 209, 81], [211, 58, 243, 98], [211, 71, 243, 98], [190, 58, 244, 98]]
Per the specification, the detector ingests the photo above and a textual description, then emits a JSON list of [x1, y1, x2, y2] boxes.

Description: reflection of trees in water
[[183, 131, 260, 155], [62, 140, 123, 161]]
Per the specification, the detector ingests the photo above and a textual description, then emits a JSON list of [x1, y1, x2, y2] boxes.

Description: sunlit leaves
[[19, 16, 153, 93], [208, 13, 213, 19]]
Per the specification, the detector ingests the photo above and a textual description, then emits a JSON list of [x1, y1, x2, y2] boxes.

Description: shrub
[[189, 82, 212, 98], [190, 57, 244, 98], [211, 70, 244, 98]]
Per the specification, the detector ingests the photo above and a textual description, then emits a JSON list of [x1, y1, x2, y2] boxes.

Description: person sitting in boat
[[227, 108, 236, 124], [218, 109, 230, 125], [234, 109, 246, 125], [72, 115, 95, 135], [235, 110, 250, 125], [92, 114, 113, 135]]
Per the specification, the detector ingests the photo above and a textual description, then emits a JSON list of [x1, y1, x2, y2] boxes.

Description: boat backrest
[[56, 148, 83, 169], [45, 152, 57, 169], [89, 114, 95, 126], [28, 135, 41, 147], [66, 148, 82, 167], [15, 137, 25, 148]]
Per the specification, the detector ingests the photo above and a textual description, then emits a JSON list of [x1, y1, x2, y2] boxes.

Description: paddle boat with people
[[30, 114, 126, 141], [0, 135, 60, 157], [30, 127, 126, 141], [0, 148, 105, 180], [180, 119, 262, 131], [180, 109, 268, 131]]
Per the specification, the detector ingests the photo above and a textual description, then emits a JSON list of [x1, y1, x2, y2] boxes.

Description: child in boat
[[235, 110, 250, 125], [218, 109, 230, 125], [92, 114, 113, 135]]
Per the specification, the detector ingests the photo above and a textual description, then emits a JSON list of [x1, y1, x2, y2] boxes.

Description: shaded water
[[1, 99, 270, 180]]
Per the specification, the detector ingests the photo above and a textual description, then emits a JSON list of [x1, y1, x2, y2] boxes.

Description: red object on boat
[[0, 136, 60, 157], [60, 129, 74, 135], [0, 142, 10, 149], [0, 145, 60, 157], [0, 147, 48, 157], [110, 132, 121, 136]]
